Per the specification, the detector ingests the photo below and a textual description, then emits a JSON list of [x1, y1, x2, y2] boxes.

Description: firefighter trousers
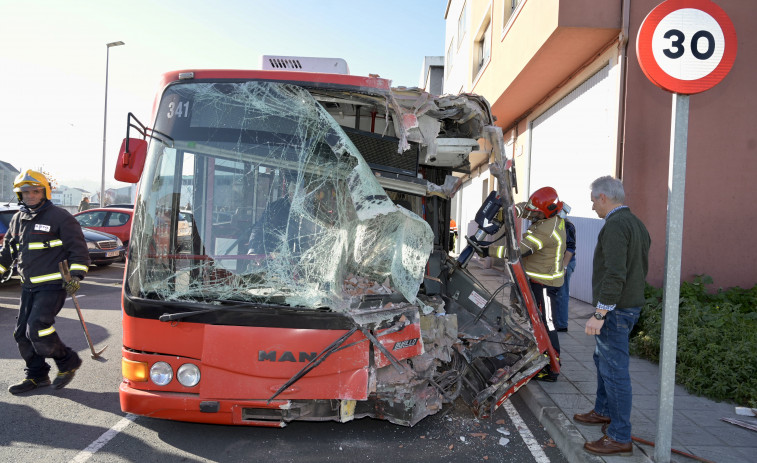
[[14, 287, 79, 379], [529, 280, 561, 358]]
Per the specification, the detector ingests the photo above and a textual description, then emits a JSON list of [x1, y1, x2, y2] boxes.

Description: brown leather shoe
[[584, 435, 633, 456], [574, 410, 611, 425]]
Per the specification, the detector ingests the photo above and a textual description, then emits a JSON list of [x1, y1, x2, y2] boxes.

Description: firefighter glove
[[64, 277, 81, 296]]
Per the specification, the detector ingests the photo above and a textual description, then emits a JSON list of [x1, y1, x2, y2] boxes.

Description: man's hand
[[585, 317, 605, 336], [64, 276, 81, 296]]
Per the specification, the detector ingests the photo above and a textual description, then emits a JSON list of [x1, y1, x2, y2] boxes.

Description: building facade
[[444, 0, 756, 299]]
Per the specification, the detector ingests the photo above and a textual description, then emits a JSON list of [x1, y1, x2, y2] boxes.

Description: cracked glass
[[126, 81, 433, 310]]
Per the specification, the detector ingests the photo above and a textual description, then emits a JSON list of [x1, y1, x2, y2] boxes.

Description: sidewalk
[[465, 258, 756, 463]]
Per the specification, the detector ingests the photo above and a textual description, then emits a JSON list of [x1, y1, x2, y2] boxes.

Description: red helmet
[[525, 187, 563, 218]]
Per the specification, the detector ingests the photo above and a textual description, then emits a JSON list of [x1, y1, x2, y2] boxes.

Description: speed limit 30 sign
[[637, 0, 737, 94]]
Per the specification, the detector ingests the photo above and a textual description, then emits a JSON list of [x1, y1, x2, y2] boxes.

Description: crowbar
[[59, 260, 108, 360]]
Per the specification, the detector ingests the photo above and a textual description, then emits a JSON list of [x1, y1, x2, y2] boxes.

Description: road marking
[[69, 414, 137, 463], [504, 400, 550, 463]]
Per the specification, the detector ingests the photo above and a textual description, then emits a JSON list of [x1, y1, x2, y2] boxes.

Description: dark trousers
[[14, 287, 78, 378], [529, 281, 561, 358]]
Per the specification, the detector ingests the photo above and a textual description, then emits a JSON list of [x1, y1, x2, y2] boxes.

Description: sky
[[0, 0, 446, 195]]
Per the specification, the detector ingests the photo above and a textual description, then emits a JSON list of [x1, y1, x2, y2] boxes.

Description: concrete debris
[[496, 427, 510, 436], [735, 407, 757, 416], [342, 273, 396, 297], [498, 437, 510, 446]]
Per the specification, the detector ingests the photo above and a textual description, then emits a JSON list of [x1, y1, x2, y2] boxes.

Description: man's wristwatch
[[593, 312, 606, 320]]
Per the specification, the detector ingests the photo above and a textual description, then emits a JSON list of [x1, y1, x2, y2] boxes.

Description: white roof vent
[[261, 55, 350, 75]]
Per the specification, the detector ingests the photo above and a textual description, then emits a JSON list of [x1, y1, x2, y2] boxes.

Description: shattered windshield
[[126, 81, 433, 310]]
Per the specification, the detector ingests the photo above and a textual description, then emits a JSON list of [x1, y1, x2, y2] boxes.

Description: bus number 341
[[167, 100, 190, 119]]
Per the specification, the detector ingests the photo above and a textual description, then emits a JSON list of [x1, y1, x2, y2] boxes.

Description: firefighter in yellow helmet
[[0, 170, 90, 394]]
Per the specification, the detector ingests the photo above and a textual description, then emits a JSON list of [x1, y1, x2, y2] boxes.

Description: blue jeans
[[593, 306, 641, 444], [554, 258, 575, 329]]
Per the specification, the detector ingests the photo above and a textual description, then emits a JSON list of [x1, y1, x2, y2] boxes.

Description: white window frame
[[446, 39, 455, 76], [473, 18, 492, 80], [457, 1, 468, 50], [502, 0, 526, 39]]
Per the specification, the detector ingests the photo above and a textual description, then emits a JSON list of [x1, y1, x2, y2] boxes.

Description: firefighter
[[0, 170, 90, 394], [514, 186, 566, 381]]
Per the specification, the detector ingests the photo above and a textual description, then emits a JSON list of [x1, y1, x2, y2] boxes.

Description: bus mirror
[[115, 138, 148, 183]]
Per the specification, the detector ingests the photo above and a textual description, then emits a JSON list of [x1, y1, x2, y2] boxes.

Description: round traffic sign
[[637, 0, 737, 94]]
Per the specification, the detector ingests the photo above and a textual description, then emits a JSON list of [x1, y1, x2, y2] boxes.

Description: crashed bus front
[[116, 62, 556, 427]]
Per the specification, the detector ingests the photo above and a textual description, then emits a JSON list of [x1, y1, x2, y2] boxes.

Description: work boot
[[535, 365, 559, 382], [53, 354, 83, 390], [8, 376, 51, 395]]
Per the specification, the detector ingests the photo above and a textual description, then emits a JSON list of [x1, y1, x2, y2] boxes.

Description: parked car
[[82, 227, 126, 266], [0, 204, 124, 282], [0, 203, 19, 244], [0, 204, 20, 282], [74, 207, 133, 247]]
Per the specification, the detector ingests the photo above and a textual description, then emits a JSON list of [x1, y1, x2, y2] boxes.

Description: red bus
[[114, 57, 558, 427]]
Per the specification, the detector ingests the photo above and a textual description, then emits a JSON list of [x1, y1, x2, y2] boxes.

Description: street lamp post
[[101, 40, 125, 207]]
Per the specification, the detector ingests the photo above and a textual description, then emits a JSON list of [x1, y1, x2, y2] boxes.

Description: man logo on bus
[[258, 351, 318, 362]]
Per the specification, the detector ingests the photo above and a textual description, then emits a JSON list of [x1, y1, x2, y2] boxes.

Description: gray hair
[[590, 176, 625, 204]]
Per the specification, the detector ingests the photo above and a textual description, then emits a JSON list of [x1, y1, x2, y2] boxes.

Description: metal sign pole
[[655, 92, 689, 463]]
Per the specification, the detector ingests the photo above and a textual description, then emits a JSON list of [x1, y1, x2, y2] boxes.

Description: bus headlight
[[177, 363, 201, 387], [150, 362, 173, 386]]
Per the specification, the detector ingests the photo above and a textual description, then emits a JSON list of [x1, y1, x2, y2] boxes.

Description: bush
[[630, 275, 757, 408]]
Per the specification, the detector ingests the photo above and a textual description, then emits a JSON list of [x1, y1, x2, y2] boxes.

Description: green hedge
[[630, 275, 757, 408]]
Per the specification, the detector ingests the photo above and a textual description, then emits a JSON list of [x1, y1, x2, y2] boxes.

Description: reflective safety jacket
[[0, 201, 90, 288], [514, 203, 566, 287]]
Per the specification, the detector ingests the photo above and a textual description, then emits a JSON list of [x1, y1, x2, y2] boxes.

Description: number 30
[[663, 29, 715, 60]]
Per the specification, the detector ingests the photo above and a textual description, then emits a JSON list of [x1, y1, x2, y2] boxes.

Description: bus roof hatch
[[261, 55, 350, 74]]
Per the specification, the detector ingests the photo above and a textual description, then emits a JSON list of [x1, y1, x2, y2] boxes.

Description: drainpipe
[[616, 0, 631, 179]]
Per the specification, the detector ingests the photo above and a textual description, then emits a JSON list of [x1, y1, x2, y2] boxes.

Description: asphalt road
[[0, 263, 568, 463]]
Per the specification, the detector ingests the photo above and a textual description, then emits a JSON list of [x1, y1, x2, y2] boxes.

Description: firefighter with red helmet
[[0, 170, 90, 394], [514, 186, 566, 381]]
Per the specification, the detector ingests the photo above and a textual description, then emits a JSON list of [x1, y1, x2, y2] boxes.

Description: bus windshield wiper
[[159, 307, 235, 322], [158, 299, 289, 322]]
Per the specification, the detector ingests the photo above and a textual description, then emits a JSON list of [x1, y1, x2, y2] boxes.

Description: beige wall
[[447, 0, 757, 290], [622, 0, 757, 289]]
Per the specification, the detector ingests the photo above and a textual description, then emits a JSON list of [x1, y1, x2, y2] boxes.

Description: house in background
[[419, 56, 445, 96], [443, 0, 755, 300], [0, 161, 20, 204], [52, 186, 91, 207]]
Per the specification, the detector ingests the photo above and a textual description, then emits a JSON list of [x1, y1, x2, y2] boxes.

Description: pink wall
[[622, 0, 757, 289]]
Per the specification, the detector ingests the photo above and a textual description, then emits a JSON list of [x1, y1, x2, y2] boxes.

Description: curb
[[519, 382, 655, 463], [519, 382, 604, 463]]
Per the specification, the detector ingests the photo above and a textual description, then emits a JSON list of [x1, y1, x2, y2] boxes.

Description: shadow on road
[[0, 305, 111, 360], [0, 401, 202, 462]]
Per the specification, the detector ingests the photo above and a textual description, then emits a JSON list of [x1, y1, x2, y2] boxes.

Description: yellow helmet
[[13, 169, 52, 202]]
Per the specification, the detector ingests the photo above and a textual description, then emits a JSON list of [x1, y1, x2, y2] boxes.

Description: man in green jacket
[[574, 175, 650, 457]]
